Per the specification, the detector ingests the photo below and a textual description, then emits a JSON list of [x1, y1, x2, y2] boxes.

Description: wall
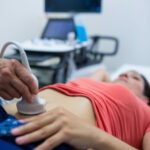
[[0, 0, 150, 71], [0, 0, 46, 43], [84, 0, 150, 70]]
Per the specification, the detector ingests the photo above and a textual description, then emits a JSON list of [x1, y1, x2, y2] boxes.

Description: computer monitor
[[41, 18, 76, 40], [45, 0, 102, 13]]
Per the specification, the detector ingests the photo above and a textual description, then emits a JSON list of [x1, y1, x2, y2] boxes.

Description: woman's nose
[[120, 73, 128, 78]]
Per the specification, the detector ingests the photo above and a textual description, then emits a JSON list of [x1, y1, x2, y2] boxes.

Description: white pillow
[[111, 64, 150, 84]]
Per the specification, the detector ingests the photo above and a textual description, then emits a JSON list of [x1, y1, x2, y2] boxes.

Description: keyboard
[[20, 39, 75, 53]]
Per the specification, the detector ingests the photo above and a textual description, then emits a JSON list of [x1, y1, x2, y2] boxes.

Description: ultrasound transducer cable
[[0, 41, 46, 115]]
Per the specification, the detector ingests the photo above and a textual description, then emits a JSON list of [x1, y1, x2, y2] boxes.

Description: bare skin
[[0, 59, 38, 102], [2, 68, 150, 150], [113, 71, 149, 104], [4, 89, 96, 125], [4, 89, 96, 149], [90, 69, 149, 104], [4, 89, 137, 150]]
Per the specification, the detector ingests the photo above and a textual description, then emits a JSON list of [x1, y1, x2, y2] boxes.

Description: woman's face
[[113, 71, 148, 103]]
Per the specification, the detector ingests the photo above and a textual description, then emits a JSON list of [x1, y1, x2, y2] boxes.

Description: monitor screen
[[45, 0, 102, 13], [41, 19, 76, 39]]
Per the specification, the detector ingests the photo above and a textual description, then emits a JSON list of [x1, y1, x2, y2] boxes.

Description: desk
[[20, 39, 89, 53], [5, 40, 88, 86]]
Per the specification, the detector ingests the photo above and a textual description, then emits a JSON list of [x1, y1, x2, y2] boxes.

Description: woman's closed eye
[[132, 76, 140, 80]]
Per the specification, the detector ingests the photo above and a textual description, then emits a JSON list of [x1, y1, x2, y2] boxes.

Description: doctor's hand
[[11, 107, 100, 150], [0, 59, 38, 102]]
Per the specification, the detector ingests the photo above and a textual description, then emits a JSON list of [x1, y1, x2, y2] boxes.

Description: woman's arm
[[89, 69, 111, 82], [142, 132, 150, 150], [11, 107, 137, 150], [93, 128, 137, 150]]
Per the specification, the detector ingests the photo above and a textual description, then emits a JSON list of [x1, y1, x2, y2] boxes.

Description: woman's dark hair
[[141, 74, 150, 106]]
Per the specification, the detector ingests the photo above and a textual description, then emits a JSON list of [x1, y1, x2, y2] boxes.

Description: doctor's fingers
[[11, 110, 59, 136], [15, 119, 64, 146], [3, 85, 21, 99], [12, 107, 75, 137], [15, 62, 38, 95], [0, 90, 13, 100], [0, 80, 21, 100], [0, 60, 33, 101], [10, 77, 34, 103], [34, 132, 67, 150]]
